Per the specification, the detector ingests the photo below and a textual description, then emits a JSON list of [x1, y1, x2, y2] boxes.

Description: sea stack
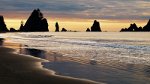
[[20, 9, 49, 32], [128, 23, 138, 31], [120, 23, 142, 32], [55, 22, 59, 32], [143, 19, 150, 31], [91, 20, 102, 32], [86, 28, 90, 32], [120, 19, 150, 32], [10, 28, 17, 32], [0, 16, 9, 32], [61, 28, 67, 32]]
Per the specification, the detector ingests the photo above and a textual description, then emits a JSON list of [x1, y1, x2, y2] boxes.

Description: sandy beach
[[0, 46, 101, 84]]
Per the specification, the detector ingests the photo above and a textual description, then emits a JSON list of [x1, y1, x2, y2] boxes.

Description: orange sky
[[1, 0, 149, 32]]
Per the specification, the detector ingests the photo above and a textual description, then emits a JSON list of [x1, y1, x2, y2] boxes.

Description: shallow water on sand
[[1, 32, 150, 84]]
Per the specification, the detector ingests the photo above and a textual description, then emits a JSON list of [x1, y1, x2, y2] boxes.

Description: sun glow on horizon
[[4, 18, 148, 32]]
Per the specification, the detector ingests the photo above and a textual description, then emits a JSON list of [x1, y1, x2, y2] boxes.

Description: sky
[[0, 0, 150, 32]]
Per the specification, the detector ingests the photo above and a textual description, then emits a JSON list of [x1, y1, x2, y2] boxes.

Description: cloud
[[0, 0, 150, 20]]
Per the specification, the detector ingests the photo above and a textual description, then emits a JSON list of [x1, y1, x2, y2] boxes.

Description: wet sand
[[0, 47, 101, 84]]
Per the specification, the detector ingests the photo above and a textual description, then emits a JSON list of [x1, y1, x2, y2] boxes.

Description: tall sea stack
[[20, 9, 49, 32], [55, 22, 59, 32], [91, 20, 102, 32], [0, 16, 9, 32]]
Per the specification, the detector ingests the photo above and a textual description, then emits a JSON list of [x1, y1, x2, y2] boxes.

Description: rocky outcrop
[[20, 9, 49, 32], [55, 22, 59, 32], [120, 19, 150, 32], [19, 21, 24, 32], [120, 23, 141, 32], [10, 28, 17, 32], [143, 19, 150, 31], [86, 28, 90, 32], [91, 20, 102, 32], [61, 28, 67, 32], [120, 23, 140, 32], [128, 23, 138, 31], [0, 16, 9, 32]]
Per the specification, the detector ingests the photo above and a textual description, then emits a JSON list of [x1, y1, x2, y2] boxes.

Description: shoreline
[[0, 40, 102, 84], [1, 32, 150, 84]]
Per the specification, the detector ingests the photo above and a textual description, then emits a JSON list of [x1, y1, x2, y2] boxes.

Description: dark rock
[[0, 16, 9, 32], [61, 28, 67, 32], [138, 26, 143, 31], [120, 19, 150, 32], [55, 22, 59, 32], [91, 20, 102, 32], [124, 23, 138, 31], [86, 28, 90, 32], [20, 9, 49, 32], [128, 23, 138, 31], [19, 21, 24, 31], [143, 19, 150, 31], [120, 28, 126, 32], [10, 28, 17, 32], [120, 23, 142, 32]]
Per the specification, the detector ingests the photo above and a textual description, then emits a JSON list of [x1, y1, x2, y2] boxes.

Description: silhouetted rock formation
[[0, 16, 9, 32], [10, 28, 17, 32], [61, 28, 67, 32], [91, 20, 102, 32], [55, 22, 59, 32], [143, 19, 150, 31], [128, 23, 138, 31], [86, 28, 90, 32], [120, 23, 141, 32], [121, 23, 141, 32], [20, 9, 49, 32], [120, 19, 150, 32], [19, 21, 24, 32]]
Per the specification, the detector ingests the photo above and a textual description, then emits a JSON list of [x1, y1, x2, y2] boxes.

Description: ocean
[[1, 32, 150, 84]]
